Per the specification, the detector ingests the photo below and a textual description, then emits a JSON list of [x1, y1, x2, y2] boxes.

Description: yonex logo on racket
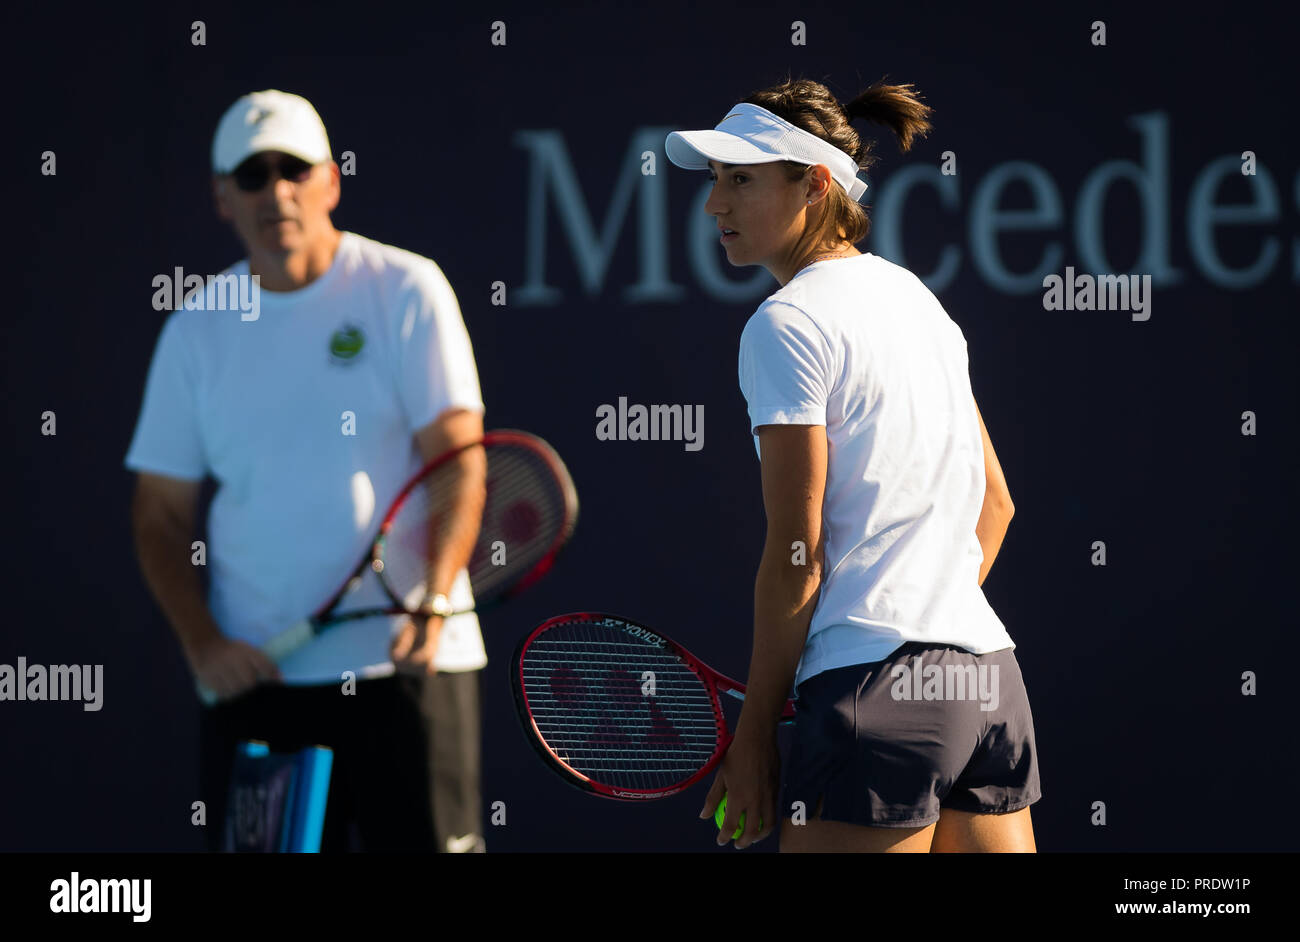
[[617, 623, 667, 647], [514, 613, 796, 803]]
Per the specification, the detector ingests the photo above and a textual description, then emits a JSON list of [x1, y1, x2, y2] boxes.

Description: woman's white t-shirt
[[738, 252, 1015, 690]]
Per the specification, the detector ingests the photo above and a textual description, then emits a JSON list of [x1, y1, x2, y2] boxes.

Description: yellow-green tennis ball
[[714, 794, 744, 839], [714, 794, 762, 840]]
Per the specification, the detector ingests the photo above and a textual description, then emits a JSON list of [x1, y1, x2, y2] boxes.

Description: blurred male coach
[[126, 89, 487, 853]]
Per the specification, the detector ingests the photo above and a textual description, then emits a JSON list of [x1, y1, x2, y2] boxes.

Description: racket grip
[[193, 620, 313, 706], [262, 618, 316, 662]]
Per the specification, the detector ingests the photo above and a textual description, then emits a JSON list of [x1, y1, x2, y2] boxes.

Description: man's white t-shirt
[[125, 231, 487, 684], [738, 252, 1015, 690]]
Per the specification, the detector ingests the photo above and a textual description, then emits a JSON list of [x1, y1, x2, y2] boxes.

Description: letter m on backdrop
[[513, 128, 685, 305]]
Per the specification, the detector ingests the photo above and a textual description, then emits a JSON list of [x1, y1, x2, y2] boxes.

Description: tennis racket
[[511, 612, 795, 800], [199, 429, 578, 704]]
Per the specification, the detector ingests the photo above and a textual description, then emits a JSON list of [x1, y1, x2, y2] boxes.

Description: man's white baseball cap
[[665, 102, 868, 201], [211, 90, 332, 174]]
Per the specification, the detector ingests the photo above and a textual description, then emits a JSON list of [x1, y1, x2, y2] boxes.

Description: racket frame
[[511, 611, 795, 801], [298, 428, 577, 630], [198, 429, 578, 705]]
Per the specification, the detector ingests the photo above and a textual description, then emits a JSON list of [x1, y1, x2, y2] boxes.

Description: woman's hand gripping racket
[[198, 430, 578, 704], [510, 612, 795, 808]]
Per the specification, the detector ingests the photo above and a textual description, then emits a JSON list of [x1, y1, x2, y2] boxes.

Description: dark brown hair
[[742, 75, 933, 256]]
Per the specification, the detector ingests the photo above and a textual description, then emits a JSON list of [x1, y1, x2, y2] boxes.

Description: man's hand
[[186, 635, 281, 702], [390, 614, 443, 675], [699, 722, 781, 849]]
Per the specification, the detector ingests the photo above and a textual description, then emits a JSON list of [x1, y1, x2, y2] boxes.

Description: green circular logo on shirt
[[329, 325, 365, 362]]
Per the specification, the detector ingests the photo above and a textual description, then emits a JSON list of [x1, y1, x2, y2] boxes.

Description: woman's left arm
[[701, 423, 827, 847]]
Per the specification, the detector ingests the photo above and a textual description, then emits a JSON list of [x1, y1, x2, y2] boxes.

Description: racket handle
[[193, 619, 315, 706], [262, 619, 315, 661]]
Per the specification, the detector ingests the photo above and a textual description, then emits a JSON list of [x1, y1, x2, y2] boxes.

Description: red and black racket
[[199, 429, 578, 704], [511, 612, 795, 800]]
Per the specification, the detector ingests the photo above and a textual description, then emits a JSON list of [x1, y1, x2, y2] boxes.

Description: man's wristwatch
[[421, 593, 454, 617]]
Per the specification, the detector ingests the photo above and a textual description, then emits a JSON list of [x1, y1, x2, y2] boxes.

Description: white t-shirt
[[125, 231, 487, 683], [738, 252, 1015, 690]]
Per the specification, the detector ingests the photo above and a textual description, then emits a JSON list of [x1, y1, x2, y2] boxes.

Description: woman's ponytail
[[743, 74, 934, 248]]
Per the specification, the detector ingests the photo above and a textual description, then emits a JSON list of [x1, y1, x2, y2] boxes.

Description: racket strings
[[468, 446, 570, 593], [520, 621, 723, 793], [381, 443, 571, 603]]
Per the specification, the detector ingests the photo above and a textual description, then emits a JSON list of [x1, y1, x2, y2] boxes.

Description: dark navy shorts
[[782, 641, 1042, 828]]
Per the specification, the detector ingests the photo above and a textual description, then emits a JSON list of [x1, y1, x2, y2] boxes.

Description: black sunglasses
[[230, 154, 315, 192]]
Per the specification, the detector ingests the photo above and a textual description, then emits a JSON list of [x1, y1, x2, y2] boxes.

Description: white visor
[[665, 102, 868, 201]]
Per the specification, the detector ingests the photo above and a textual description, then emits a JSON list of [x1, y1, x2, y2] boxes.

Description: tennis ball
[[714, 794, 762, 840]]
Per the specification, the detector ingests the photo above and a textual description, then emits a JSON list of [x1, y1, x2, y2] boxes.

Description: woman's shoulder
[[782, 252, 942, 322], [740, 294, 835, 363]]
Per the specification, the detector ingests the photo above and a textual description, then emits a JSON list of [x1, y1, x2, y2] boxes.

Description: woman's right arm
[[973, 399, 1014, 586]]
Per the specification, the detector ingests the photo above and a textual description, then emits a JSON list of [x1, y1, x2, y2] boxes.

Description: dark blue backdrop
[[4, 0, 1297, 851]]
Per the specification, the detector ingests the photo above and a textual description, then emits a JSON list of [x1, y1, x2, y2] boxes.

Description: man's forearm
[[736, 547, 821, 733], [424, 445, 488, 603], [132, 513, 223, 654], [975, 493, 1013, 586]]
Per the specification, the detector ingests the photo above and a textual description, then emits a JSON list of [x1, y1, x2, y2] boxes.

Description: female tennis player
[[665, 77, 1040, 852]]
